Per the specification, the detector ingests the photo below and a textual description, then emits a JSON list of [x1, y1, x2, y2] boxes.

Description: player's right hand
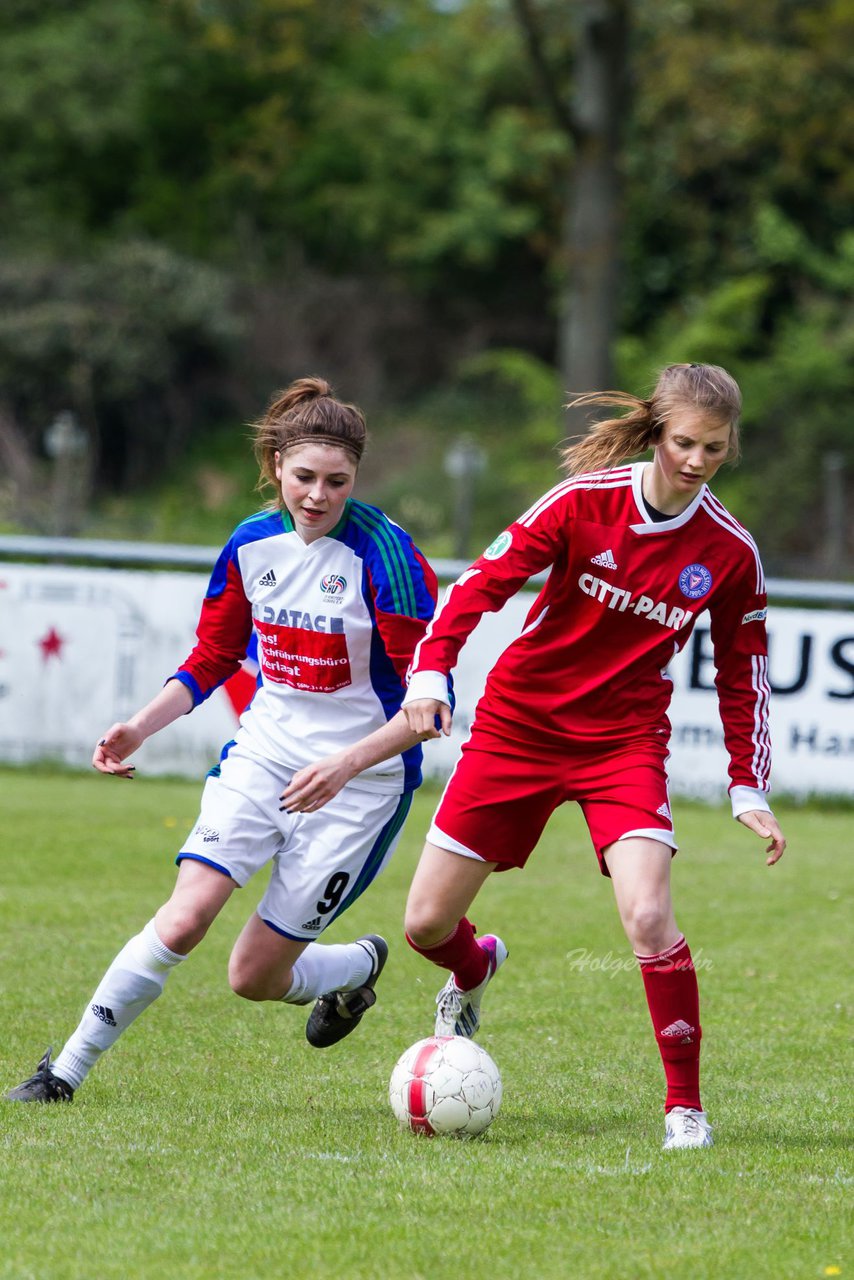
[[403, 698, 453, 737], [92, 723, 144, 777]]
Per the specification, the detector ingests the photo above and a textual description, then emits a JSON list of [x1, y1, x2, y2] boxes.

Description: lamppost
[[44, 410, 89, 537], [822, 451, 846, 573], [444, 435, 486, 560]]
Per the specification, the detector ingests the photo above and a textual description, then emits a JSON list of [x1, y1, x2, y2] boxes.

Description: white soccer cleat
[[434, 934, 508, 1038], [663, 1106, 714, 1150]]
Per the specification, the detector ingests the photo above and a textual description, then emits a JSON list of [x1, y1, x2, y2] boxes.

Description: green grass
[[0, 768, 849, 1280]]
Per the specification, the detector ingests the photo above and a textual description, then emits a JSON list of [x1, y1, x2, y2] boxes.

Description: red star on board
[[38, 627, 66, 661]]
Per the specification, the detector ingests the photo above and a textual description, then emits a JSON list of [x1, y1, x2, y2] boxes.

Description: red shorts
[[429, 726, 676, 876]]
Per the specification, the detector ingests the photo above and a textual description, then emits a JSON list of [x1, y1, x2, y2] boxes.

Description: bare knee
[[405, 897, 458, 949], [228, 953, 291, 1002], [228, 973, 267, 1002], [156, 862, 235, 953], [405, 841, 493, 949], [155, 900, 216, 954], [621, 900, 678, 955]]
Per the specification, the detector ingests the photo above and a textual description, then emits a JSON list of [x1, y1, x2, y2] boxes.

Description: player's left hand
[[279, 754, 352, 814], [738, 809, 786, 866]]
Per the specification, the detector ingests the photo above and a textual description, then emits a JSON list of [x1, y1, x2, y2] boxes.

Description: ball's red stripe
[[407, 1040, 442, 1135]]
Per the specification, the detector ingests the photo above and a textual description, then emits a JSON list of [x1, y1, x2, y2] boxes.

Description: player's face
[[275, 443, 357, 543], [649, 411, 731, 510]]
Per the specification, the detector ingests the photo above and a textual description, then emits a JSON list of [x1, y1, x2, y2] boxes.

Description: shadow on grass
[[486, 1102, 640, 1147], [720, 1119, 852, 1152]]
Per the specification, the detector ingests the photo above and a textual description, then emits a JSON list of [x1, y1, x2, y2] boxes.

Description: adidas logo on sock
[[656, 801, 672, 820], [301, 916, 322, 932], [590, 548, 618, 569], [662, 1019, 695, 1043], [258, 568, 277, 588], [91, 1003, 117, 1026]]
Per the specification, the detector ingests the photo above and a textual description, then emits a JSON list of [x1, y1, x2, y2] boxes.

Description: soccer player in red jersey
[[401, 363, 787, 1151]]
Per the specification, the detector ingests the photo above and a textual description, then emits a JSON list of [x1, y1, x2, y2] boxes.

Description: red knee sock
[[636, 934, 702, 1113], [406, 918, 488, 992]]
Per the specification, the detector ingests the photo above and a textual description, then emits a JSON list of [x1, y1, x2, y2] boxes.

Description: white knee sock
[[282, 941, 373, 1006], [53, 920, 186, 1090]]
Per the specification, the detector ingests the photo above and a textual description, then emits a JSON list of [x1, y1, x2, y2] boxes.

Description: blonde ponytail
[[560, 364, 742, 476], [560, 392, 656, 474]]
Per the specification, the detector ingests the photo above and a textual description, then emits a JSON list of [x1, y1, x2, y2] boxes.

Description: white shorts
[[177, 742, 412, 940]]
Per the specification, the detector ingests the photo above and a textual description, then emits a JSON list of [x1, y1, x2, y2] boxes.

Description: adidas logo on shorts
[[258, 568, 277, 587], [590, 548, 618, 569], [656, 801, 672, 820], [301, 916, 322, 932]]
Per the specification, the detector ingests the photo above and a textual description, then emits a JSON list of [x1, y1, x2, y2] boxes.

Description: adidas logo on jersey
[[91, 1003, 117, 1027], [590, 548, 618, 569], [258, 568, 277, 588], [301, 916, 322, 932], [656, 801, 672, 820]]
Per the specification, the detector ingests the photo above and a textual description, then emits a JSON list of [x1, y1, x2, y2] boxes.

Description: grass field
[[0, 767, 850, 1280]]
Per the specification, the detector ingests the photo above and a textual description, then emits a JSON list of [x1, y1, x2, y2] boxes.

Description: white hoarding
[[429, 594, 854, 799], [0, 564, 238, 777], [0, 562, 851, 798]]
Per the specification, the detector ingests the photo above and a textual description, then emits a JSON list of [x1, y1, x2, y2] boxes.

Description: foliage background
[[1, 0, 852, 572]]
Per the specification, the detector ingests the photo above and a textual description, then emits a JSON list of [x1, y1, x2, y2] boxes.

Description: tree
[[512, 0, 630, 416], [0, 0, 852, 569]]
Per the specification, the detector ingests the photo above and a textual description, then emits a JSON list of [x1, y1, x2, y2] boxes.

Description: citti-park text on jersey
[[578, 573, 695, 630]]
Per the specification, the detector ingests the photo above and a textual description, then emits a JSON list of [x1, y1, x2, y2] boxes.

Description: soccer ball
[[388, 1035, 503, 1138]]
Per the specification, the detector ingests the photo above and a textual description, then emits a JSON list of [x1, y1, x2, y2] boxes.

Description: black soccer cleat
[[305, 935, 388, 1049], [6, 1047, 74, 1103]]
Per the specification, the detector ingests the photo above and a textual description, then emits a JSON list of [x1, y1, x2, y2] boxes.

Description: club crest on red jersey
[[678, 563, 712, 600]]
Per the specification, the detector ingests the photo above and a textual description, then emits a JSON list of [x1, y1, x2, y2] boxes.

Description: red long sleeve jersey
[[408, 464, 772, 801]]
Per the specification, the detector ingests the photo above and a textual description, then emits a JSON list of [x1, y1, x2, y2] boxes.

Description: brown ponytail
[[560, 363, 742, 476], [252, 377, 367, 505]]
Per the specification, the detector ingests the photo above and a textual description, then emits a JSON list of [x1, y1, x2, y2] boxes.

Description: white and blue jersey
[[172, 500, 439, 794]]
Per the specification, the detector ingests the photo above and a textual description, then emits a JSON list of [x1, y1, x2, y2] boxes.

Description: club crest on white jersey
[[320, 573, 347, 598]]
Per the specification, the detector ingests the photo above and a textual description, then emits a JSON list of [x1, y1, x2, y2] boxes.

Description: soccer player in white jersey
[[400, 363, 787, 1151], [8, 377, 440, 1103]]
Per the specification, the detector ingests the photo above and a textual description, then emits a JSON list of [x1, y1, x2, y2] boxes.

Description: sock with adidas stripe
[[52, 920, 186, 1091], [636, 933, 702, 1112], [281, 941, 374, 1005]]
